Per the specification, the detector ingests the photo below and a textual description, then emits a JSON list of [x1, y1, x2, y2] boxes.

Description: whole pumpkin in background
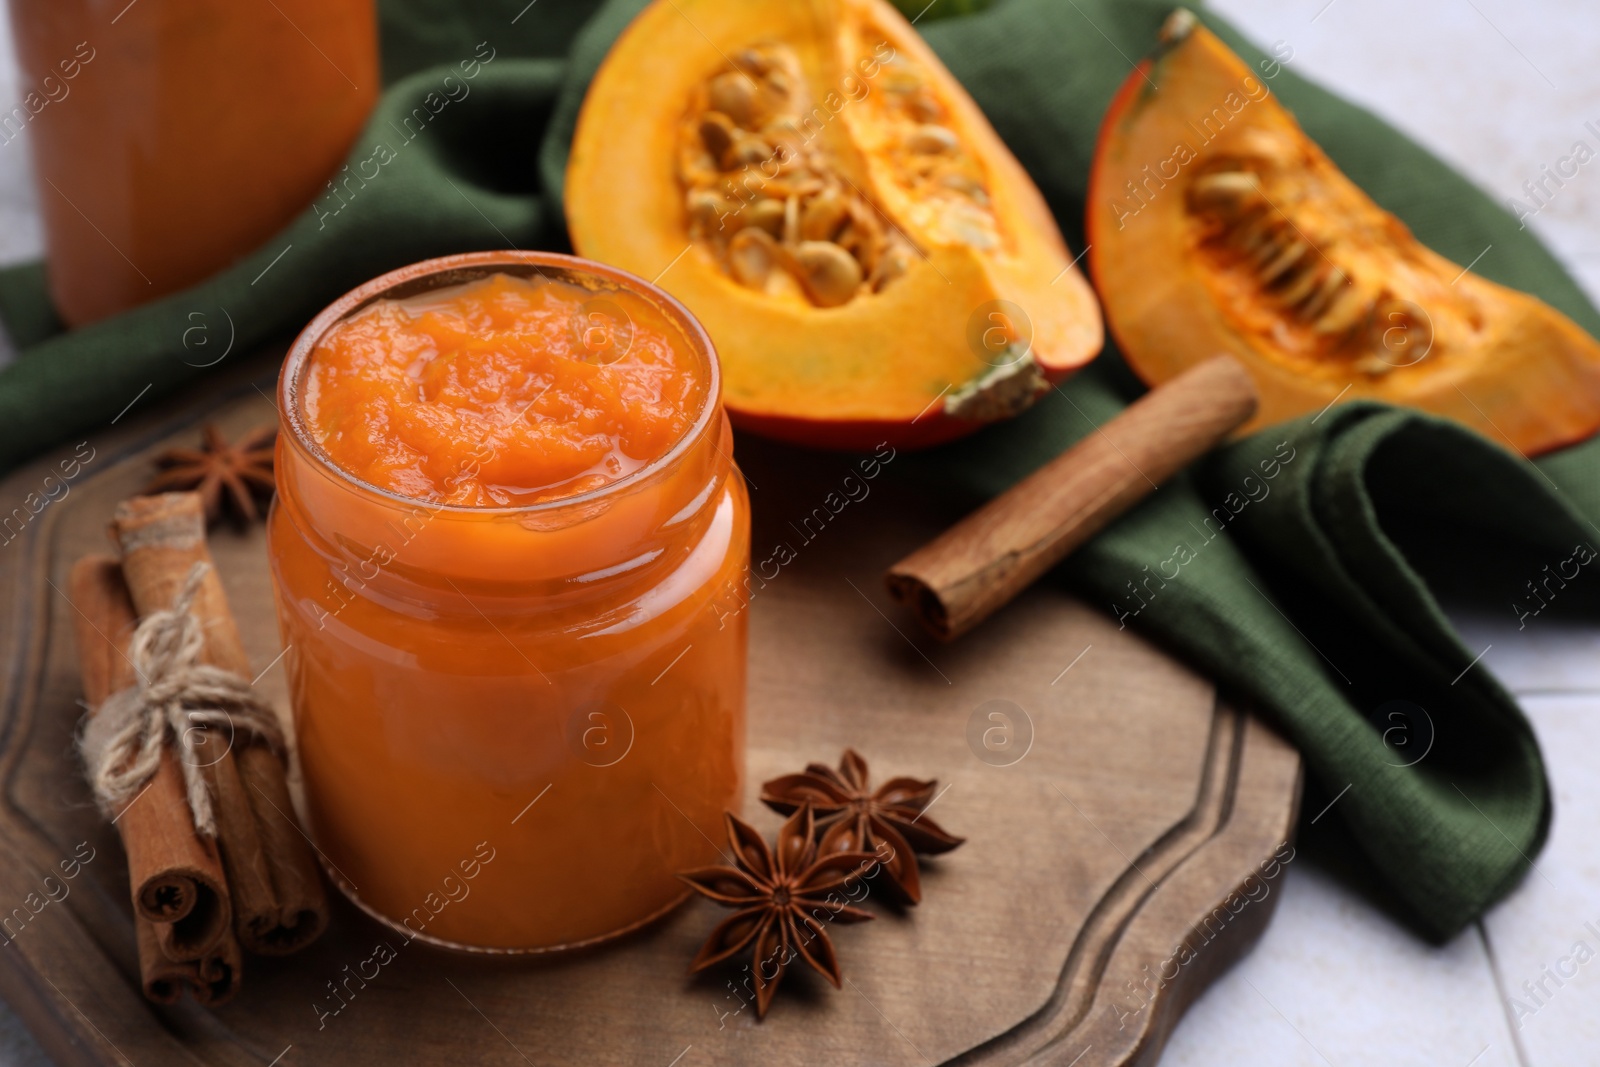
[[1088, 11, 1600, 456], [567, 0, 1103, 450]]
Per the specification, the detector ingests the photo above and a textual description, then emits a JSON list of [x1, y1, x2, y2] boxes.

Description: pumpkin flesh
[[1087, 13, 1600, 456], [568, 0, 1102, 449]]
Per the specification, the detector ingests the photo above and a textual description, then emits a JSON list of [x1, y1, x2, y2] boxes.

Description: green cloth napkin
[[4, 0, 1594, 941]]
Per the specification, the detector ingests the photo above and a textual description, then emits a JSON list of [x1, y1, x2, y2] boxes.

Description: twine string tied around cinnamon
[[79, 562, 285, 838]]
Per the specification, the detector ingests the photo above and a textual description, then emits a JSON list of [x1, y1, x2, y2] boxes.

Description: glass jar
[[268, 252, 750, 952], [7, 0, 378, 325]]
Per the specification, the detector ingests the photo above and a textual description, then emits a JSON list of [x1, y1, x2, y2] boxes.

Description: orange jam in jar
[[269, 252, 750, 952], [10, 0, 378, 325]]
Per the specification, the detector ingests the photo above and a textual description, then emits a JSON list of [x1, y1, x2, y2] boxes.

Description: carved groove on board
[[950, 699, 1253, 1066]]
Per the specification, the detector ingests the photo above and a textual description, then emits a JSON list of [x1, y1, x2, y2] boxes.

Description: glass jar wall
[[268, 252, 750, 952]]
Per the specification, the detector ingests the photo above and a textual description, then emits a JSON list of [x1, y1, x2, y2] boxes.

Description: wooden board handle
[[886, 355, 1259, 641]]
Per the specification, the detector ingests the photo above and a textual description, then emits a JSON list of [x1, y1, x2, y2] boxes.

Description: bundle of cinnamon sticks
[[68, 492, 327, 1005]]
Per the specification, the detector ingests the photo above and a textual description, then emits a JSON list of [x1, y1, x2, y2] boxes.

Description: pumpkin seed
[[841, 203, 885, 275], [939, 172, 988, 202], [1296, 267, 1348, 320], [733, 50, 770, 77], [1188, 170, 1264, 217], [801, 189, 850, 241], [686, 188, 730, 233], [835, 216, 873, 256], [699, 113, 736, 165], [1258, 239, 1309, 285], [760, 176, 822, 202], [951, 214, 999, 251], [792, 241, 862, 307], [1276, 261, 1324, 307], [1243, 219, 1297, 265], [745, 197, 785, 237], [848, 199, 884, 243], [724, 133, 771, 169], [907, 92, 942, 123], [1313, 284, 1372, 337], [762, 117, 804, 156], [871, 244, 913, 290], [1372, 296, 1433, 364], [908, 124, 960, 155], [728, 229, 776, 290], [883, 68, 921, 95], [782, 194, 801, 247], [1232, 215, 1282, 260], [709, 71, 762, 128], [847, 227, 879, 276]]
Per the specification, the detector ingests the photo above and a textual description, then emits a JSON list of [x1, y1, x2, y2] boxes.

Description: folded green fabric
[[3, 0, 1593, 940]]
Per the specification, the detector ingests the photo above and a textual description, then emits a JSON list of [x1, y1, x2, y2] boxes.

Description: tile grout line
[[1508, 686, 1600, 699], [1476, 919, 1534, 1067]]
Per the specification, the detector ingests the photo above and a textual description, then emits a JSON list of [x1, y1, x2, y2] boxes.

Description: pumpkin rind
[[567, 0, 1102, 450], [1087, 13, 1600, 456]]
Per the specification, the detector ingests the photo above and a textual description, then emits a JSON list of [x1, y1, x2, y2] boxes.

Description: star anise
[[144, 423, 276, 526], [679, 804, 877, 1019], [762, 748, 964, 905]]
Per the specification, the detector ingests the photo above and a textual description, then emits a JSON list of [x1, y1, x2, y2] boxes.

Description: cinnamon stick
[[67, 557, 231, 963], [112, 493, 328, 955], [237, 745, 329, 952], [886, 355, 1260, 641], [135, 914, 241, 1006]]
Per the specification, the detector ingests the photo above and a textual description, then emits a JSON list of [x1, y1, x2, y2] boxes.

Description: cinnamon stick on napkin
[[887, 355, 1259, 641]]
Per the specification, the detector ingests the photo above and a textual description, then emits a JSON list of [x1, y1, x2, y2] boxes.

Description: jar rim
[[277, 250, 723, 517]]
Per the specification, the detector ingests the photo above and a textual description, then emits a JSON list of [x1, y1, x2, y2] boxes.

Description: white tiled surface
[[1165, 863, 1522, 1067], [1478, 694, 1600, 1066], [1, 1, 1598, 1064]]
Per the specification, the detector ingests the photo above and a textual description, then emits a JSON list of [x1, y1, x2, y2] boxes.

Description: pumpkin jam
[[269, 256, 749, 952], [304, 272, 705, 506], [11, 0, 377, 324]]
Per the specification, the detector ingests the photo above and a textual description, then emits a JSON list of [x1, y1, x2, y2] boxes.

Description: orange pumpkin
[[567, 0, 1102, 449], [1088, 12, 1600, 455]]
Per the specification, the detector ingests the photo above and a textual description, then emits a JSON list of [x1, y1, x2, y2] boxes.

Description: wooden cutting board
[[0, 348, 1300, 1067]]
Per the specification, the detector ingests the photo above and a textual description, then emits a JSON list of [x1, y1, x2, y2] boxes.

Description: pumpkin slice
[[1087, 11, 1600, 455], [567, 0, 1102, 449]]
